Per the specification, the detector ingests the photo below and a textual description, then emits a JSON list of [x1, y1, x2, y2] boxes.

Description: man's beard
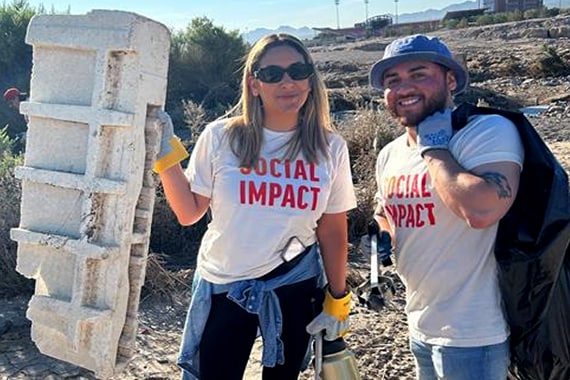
[[388, 86, 448, 127]]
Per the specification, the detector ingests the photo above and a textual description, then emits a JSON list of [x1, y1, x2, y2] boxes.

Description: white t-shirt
[[375, 113, 524, 347], [185, 119, 357, 284]]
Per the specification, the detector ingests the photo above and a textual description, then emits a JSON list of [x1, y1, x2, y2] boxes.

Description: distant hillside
[[243, 26, 317, 44], [397, 1, 478, 23], [242, 0, 570, 43], [398, 0, 569, 23]]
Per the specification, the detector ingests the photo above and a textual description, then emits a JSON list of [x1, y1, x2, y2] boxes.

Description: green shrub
[[494, 13, 509, 24], [457, 18, 470, 29], [444, 19, 459, 29], [0, 126, 13, 153], [507, 10, 524, 22], [524, 9, 541, 19], [167, 17, 247, 124], [0, 0, 40, 142], [0, 136, 32, 298], [528, 44, 570, 77], [476, 14, 495, 26]]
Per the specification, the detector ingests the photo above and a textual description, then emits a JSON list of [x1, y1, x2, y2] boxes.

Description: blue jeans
[[409, 337, 510, 380]]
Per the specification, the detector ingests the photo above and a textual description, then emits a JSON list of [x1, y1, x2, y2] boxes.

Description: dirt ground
[[1, 15, 569, 380]]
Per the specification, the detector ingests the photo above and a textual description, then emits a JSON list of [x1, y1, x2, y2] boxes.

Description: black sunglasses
[[254, 62, 314, 83]]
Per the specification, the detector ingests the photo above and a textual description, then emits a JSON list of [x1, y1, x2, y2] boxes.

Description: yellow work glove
[[153, 111, 189, 173], [306, 288, 352, 341]]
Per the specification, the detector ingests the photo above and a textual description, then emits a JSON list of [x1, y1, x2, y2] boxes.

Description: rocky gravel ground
[[1, 14, 569, 380]]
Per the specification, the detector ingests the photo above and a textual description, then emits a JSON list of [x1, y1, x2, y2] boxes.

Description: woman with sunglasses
[[154, 33, 357, 380]]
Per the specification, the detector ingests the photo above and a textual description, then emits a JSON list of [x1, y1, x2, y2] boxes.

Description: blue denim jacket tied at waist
[[177, 245, 322, 379]]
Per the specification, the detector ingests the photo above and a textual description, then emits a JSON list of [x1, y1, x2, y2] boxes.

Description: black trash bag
[[453, 103, 570, 380], [506, 228, 570, 380]]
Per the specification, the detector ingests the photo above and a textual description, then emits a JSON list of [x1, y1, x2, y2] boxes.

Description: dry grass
[[336, 106, 403, 240], [528, 45, 570, 78], [0, 151, 33, 298], [141, 253, 193, 302]]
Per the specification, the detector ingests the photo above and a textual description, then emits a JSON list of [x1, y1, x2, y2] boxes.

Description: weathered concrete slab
[[10, 10, 169, 378]]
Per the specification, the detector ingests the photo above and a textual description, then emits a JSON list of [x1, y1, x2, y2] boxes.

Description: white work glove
[[359, 221, 393, 267], [306, 288, 352, 341], [416, 109, 453, 156], [153, 110, 189, 173]]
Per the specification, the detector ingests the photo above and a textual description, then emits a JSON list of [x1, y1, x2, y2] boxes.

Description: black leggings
[[199, 276, 319, 380]]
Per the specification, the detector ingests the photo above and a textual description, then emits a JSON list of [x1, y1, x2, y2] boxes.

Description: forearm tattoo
[[481, 172, 512, 199]]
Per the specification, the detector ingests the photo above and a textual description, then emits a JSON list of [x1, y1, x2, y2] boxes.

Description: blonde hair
[[225, 33, 333, 168]]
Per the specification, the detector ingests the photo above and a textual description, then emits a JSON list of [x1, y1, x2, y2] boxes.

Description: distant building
[[483, 0, 544, 12], [355, 15, 392, 31], [312, 26, 367, 40], [442, 8, 487, 22], [315, 14, 392, 40], [385, 19, 441, 35]]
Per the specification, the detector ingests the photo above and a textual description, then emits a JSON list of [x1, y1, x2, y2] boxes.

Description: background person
[[365, 34, 524, 380], [3, 87, 27, 110], [154, 33, 357, 380], [3, 87, 29, 149]]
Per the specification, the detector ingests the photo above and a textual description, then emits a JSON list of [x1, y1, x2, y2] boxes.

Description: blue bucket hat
[[369, 34, 468, 94]]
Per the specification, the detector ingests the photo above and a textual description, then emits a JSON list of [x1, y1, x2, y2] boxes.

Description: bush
[[528, 45, 570, 78], [0, 0, 38, 141], [443, 19, 459, 29], [507, 10, 524, 22], [335, 106, 403, 241], [457, 18, 470, 29], [0, 131, 31, 298], [524, 9, 541, 19], [167, 17, 247, 124], [183, 99, 210, 143], [494, 13, 509, 24], [149, 100, 211, 267], [476, 14, 495, 26], [149, 183, 207, 267]]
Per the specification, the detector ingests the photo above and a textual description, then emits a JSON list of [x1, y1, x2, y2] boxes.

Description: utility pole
[[394, 0, 399, 25], [364, 0, 369, 23], [335, 0, 340, 29], [334, 0, 340, 29]]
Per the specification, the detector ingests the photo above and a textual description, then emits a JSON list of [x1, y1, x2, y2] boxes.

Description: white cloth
[[375, 113, 524, 347], [185, 119, 357, 284]]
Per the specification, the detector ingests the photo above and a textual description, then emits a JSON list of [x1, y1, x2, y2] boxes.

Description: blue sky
[[27, 0, 464, 32]]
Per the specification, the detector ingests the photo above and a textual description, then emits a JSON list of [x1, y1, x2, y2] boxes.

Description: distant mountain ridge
[[242, 0, 569, 43], [244, 26, 318, 44], [397, 0, 477, 24]]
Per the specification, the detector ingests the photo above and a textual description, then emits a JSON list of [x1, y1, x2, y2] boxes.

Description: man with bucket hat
[[364, 34, 524, 379]]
